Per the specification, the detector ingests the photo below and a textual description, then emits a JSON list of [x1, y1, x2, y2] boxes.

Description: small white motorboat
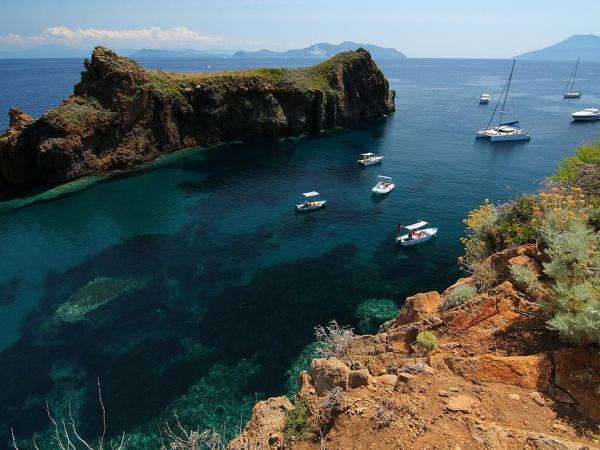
[[296, 191, 326, 212], [571, 108, 600, 121], [480, 93, 491, 104], [357, 152, 384, 166], [396, 221, 438, 246], [371, 175, 395, 195]]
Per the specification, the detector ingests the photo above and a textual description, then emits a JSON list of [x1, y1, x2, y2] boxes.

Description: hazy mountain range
[[232, 42, 406, 59], [516, 34, 600, 61]]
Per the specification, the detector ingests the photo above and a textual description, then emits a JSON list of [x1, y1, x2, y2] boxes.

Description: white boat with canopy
[[563, 58, 582, 99], [396, 221, 438, 246], [476, 60, 530, 142], [296, 191, 326, 212], [371, 175, 395, 195], [357, 152, 384, 166], [480, 93, 491, 104], [571, 108, 600, 121]]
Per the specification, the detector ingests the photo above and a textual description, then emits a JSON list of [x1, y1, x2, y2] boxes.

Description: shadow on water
[[0, 276, 21, 306]]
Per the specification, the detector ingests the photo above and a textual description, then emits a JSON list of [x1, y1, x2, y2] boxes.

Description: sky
[[1, 0, 599, 58]]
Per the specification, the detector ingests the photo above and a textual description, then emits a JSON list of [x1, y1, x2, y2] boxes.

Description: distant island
[[516, 34, 600, 61], [233, 41, 406, 59], [129, 48, 231, 59]]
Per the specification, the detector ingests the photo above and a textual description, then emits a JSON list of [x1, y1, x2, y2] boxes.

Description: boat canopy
[[377, 176, 392, 183], [404, 221, 428, 231], [302, 191, 320, 197], [499, 121, 519, 127], [360, 152, 375, 157]]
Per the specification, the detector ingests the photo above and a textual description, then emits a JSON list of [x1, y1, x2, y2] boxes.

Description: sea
[[0, 55, 599, 447]]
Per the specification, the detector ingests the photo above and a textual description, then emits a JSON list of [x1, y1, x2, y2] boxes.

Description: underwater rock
[[55, 276, 148, 323]]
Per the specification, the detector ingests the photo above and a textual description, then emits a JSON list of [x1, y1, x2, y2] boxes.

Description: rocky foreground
[[230, 244, 600, 450], [0, 47, 395, 188]]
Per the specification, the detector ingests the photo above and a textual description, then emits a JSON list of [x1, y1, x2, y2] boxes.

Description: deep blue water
[[1, 56, 600, 447]]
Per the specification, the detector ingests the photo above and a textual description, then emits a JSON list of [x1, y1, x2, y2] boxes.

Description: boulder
[[375, 374, 398, 386], [392, 291, 442, 327], [310, 357, 350, 396], [227, 397, 292, 450], [445, 395, 479, 413], [553, 348, 600, 423], [348, 369, 370, 388], [445, 353, 552, 390]]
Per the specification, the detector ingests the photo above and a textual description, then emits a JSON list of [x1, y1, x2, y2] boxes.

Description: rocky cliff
[[0, 46, 395, 188], [229, 245, 600, 450]]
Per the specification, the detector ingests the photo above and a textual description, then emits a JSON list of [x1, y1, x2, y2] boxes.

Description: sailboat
[[476, 60, 530, 142], [563, 58, 582, 99]]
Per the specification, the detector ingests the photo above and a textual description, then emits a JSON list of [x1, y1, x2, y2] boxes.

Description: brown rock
[[553, 348, 600, 423], [228, 397, 292, 450], [529, 391, 545, 406], [7, 108, 33, 128], [376, 374, 398, 386], [445, 353, 552, 390], [348, 369, 370, 388], [445, 395, 479, 413], [310, 357, 350, 396], [392, 291, 442, 327], [397, 372, 418, 383]]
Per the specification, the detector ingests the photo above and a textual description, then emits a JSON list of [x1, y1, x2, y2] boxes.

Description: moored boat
[[396, 221, 438, 246], [480, 93, 491, 104], [371, 175, 395, 195], [296, 191, 326, 212], [563, 58, 582, 99], [357, 152, 384, 166], [571, 108, 600, 121]]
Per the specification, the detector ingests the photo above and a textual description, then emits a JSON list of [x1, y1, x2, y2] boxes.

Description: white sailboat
[[563, 58, 582, 99], [295, 191, 326, 212], [396, 221, 438, 246], [371, 175, 395, 195], [476, 60, 530, 142]]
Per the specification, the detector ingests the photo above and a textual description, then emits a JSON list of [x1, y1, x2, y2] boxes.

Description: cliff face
[[0, 46, 395, 188], [230, 245, 600, 450]]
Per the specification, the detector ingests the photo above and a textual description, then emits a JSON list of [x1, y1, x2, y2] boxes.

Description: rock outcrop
[[0, 46, 395, 189], [230, 245, 600, 449]]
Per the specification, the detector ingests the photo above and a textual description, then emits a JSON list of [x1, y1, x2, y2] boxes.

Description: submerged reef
[[0, 46, 395, 189]]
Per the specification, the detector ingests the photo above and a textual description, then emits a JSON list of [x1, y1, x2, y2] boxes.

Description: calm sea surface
[[1, 56, 600, 446]]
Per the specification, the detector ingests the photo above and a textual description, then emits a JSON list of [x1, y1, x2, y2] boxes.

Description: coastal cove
[[1, 56, 600, 447]]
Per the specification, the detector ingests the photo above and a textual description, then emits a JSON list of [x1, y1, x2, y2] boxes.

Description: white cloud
[[0, 26, 223, 48]]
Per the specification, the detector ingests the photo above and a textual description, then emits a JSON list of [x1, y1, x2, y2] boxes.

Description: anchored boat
[[371, 175, 395, 195], [571, 108, 600, 121], [296, 191, 326, 212], [357, 152, 384, 166], [476, 60, 530, 142], [480, 93, 491, 104], [563, 58, 582, 99], [396, 221, 438, 246]]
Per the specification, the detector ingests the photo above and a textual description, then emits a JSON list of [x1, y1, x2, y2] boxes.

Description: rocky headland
[[229, 245, 600, 450], [0, 47, 395, 189]]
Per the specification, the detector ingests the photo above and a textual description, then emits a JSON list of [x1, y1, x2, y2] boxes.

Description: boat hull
[[396, 228, 438, 246], [371, 183, 395, 195], [490, 133, 531, 142], [564, 92, 581, 99], [571, 114, 600, 121], [358, 157, 384, 166], [296, 200, 326, 212]]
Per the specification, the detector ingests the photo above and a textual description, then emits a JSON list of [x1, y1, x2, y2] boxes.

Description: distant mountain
[[129, 48, 231, 59], [516, 34, 600, 61], [233, 41, 406, 59]]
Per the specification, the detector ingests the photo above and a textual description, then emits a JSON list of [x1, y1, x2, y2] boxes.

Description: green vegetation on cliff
[[462, 140, 600, 345]]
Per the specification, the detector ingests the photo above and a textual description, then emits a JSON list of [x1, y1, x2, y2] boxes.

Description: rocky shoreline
[[229, 244, 600, 449], [0, 47, 395, 189]]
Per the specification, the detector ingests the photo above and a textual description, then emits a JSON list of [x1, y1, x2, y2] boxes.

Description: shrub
[[314, 320, 356, 367], [372, 399, 396, 430], [510, 264, 542, 295], [472, 259, 498, 292], [461, 200, 499, 267], [283, 396, 317, 442], [446, 284, 477, 309], [554, 141, 600, 181], [415, 331, 437, 353]]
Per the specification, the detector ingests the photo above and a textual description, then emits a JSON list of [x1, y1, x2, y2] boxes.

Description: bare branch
[[11, 427, 19, 450], [97, 378, 107, 447]]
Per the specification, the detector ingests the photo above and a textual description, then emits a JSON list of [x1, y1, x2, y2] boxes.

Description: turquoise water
[[1, 57, 600, 446]]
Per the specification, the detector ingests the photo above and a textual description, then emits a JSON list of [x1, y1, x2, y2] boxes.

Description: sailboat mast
[[570, 57, 579, 92], [498, 60, 515, 127]]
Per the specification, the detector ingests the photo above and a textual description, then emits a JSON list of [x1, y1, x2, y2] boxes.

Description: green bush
[[283, 396, 316, 442], [554, 141, 600, 181], [446, 284, 477, 309], [415, 331, 437, 352]]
